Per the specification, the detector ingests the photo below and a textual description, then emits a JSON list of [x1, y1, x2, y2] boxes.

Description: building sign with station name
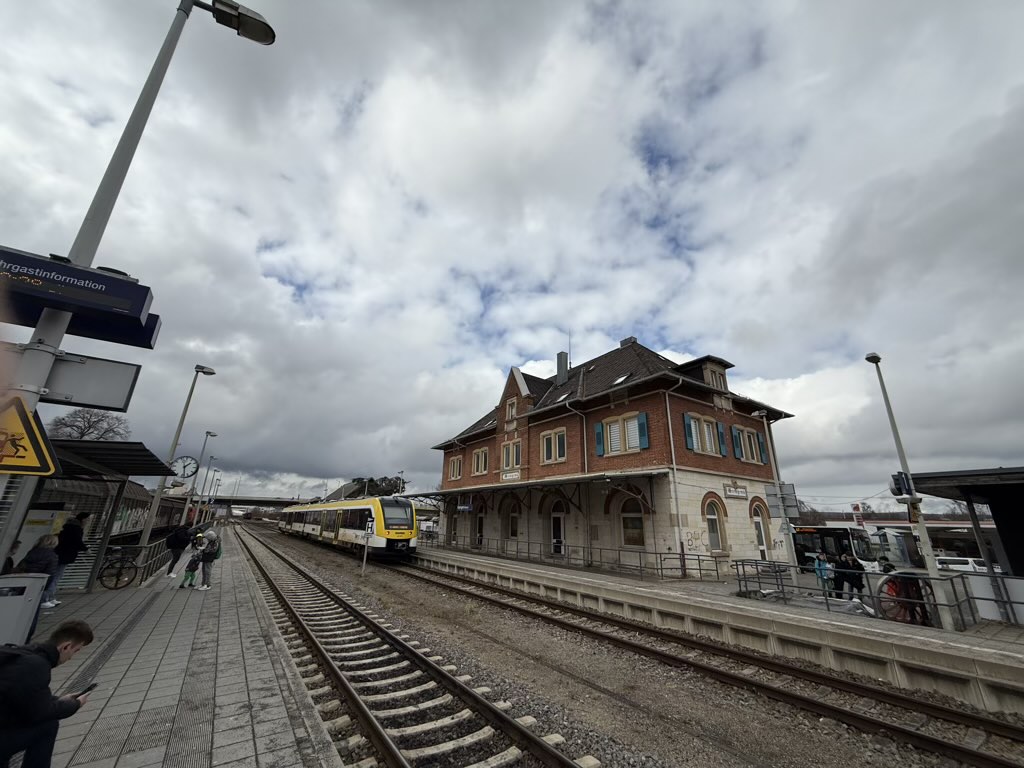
[[723, 483, 748, 499], [501, 470, 521, 482]]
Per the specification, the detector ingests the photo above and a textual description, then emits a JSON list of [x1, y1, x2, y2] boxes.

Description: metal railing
[[420, 534, 723, 581], [732, 559, 1024, 630]]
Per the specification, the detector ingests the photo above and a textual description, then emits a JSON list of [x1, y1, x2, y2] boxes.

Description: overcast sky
[[2, 1, 1022, 510]]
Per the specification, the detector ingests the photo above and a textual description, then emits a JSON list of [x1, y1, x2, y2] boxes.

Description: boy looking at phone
[[0, 620, 94, 768]]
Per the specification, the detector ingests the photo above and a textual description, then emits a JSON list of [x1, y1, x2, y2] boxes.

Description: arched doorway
[[752, 503, 769, 560]]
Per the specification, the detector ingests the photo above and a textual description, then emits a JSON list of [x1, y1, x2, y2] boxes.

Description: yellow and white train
[[279, 496, 417, 557]]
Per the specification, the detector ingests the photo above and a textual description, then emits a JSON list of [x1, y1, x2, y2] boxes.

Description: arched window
[[751, 503, 768, 559], [706, 500, 726, 551], [621, 497, 645, 547]]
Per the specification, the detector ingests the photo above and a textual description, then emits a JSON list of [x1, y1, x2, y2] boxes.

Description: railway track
[[373, 560, 1024, 768], [235, 529, 600, 768]]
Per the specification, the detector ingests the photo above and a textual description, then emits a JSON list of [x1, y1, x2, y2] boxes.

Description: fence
[[420, 534, 723, 580], [732, 559, 1024, 630]]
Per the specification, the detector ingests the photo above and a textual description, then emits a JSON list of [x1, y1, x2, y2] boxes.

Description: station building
[[431, 337, 794, 575]]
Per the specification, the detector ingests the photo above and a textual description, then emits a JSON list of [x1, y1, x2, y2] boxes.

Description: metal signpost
[[362, 519, 373, 577]]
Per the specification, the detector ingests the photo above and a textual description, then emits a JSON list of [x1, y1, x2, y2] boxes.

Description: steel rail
[[236, 531, 413, 768], [240, 529, 580, 768], [397, 561, 1024, 742], [381, 561, 1024, 768]]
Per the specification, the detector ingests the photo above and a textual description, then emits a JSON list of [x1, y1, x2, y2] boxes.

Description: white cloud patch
[[2, 0, 1023, 507]]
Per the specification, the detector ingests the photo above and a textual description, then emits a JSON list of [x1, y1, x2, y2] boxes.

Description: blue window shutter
[[731, 426, 743, 459], [595, 422, 604, 457], [637, 413, 649, 449], [757, 433, 768, 464], [683, 414, 694, 450], [717, 422, 727, 456]]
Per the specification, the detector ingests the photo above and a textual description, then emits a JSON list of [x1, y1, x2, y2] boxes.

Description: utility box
[[0, 574, 48, 644]]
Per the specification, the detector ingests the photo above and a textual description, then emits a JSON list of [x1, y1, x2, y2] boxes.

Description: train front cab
[[376, 497, 417, 557]]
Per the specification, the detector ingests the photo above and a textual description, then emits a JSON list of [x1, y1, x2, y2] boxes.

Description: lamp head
[[865, 352, 881, 364], [195, 365, 216, 376], [206, 431, 217, 437], [752, 409, 768, 418], [211, 0, 276, 45]]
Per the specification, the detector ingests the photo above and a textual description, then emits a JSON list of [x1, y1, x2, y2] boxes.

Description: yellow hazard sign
[[0, 397, 58, 476]]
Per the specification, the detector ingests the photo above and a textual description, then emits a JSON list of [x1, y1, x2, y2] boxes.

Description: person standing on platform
[[813, 552, 833, 597], [50, 513, 91, 607], [19, 536, 60, 611], [840, 553, 865, 600], [0, 620, 93, 768], [165, 524, 193, 578], [196, 530, 221, 592]]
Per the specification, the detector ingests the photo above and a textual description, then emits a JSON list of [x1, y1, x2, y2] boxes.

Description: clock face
[[172, 456, 199, 478]]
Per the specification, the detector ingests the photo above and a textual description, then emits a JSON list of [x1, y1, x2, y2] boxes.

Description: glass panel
[[543, 435, 553, 462], [703, 421, 716, 453], [707, 518, 721, 550], [607, 421, 622, 453], [513, 441, 521, 466], [381, 500, 413, 529], [556, 431, 566, 459], [622, 516, 644, 546], [625, 417, 640, 450]]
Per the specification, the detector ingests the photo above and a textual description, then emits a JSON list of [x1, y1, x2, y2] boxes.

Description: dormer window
[[505, 399, 517, 421], [706, 367, 727, 391]]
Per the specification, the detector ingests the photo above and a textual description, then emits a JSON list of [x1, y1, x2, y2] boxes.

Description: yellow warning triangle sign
[[0, 397, 59, 476]]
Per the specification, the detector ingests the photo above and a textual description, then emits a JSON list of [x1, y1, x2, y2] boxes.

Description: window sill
[[540, 459, 567, 466], [603, 449, 642, 457]]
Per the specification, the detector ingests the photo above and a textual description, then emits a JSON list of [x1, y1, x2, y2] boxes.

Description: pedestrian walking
[[840, 553, 866, 599], [19, 536, 60, 609], [813, 552, 834, 597], [50, 513, 91, 606], [0, 619, 94, 768], [197, 530, 222, 592], [165, 524, 193, 577]]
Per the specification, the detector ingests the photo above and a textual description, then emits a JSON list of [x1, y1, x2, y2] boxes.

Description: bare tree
[[47, 409, 132, 440]]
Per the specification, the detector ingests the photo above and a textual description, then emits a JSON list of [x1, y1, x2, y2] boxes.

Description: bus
[[791, 526, 879, 572]]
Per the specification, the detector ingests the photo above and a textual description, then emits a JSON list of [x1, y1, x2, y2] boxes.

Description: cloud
[[2, 0, 1023, 507]]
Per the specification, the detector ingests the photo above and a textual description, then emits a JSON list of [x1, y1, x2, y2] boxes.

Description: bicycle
[[98, 546, 139, 590]]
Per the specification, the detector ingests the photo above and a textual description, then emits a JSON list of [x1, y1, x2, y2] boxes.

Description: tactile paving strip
[[122, 704, 177, 753], [69, 712, 139, 764], [63, 592, 161, 693]]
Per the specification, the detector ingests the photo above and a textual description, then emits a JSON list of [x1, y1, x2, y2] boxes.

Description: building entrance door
[[475, 514, 484, 548], [753, 508, 769, 560], [551, 512, 564, 556]]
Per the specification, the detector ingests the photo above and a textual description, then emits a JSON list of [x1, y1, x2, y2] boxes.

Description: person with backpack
[[165, 524, 193, 578], [50, 513, 91, 607], [197, 530, 222, 592], [0, 620, 93, 768]]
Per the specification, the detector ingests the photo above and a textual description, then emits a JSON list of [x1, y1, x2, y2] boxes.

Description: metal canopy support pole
[[86, 478, 130, 593], [964, 492, 1013, 623]]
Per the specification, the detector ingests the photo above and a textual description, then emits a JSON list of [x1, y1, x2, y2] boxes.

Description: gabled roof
[[432, 339, 791, 450]]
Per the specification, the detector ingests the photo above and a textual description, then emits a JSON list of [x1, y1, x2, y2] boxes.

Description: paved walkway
[[29, 527, 339, 768]]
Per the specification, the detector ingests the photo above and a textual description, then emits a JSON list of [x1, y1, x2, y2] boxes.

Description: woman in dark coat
[[840, 553, 865, 599], [50, 513, 90, 606]]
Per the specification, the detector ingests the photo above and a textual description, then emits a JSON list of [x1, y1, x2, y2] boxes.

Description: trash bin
[[0, 574, 48, 645]]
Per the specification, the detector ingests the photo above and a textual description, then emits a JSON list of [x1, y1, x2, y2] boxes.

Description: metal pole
[[86, 478, 130, 592], [868, 358, 955, 631], [139, 369, 199, 546], [760, 413, 796, 566], [0, 0, 196, 566], [964, 493, 1012, 623], [180, 431, 213, 526]]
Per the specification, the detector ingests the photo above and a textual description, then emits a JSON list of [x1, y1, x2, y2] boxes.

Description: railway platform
[[26, 528, 340, 768], [411, 545, 1024, 714]]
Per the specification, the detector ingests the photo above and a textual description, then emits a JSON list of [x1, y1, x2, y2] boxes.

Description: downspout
[[665, 375, 687, 574], [565, 367, 590, 562]]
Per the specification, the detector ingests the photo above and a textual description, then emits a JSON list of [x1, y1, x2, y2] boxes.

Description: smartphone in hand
[[76, 683, 98, 697]]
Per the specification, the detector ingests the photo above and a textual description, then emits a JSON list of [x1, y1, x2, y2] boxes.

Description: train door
[[551, 511, 564, 556]]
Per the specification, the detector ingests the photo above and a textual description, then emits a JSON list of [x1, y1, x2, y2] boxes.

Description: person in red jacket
[[0, 620, 94, 768]]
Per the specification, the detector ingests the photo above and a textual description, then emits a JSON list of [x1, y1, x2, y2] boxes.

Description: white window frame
[[502, 439, 522, 469], [540, 428, 567, 464], [739, 429, 762, 464], [620, 498, 645, 548], [603, 414, 641, 456], [505, 398, 517, 421], [690, 414, 719, 455], [472, 448, 489, 476], [448, 455, 463, 480], [705, 500, 726, 551]]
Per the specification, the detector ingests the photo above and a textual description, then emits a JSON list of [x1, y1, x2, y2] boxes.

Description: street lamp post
[[0, 0, 274, 569], [865, 352, 954, 631], [180, 430, 216, 526], [139, 365, 215, 546]]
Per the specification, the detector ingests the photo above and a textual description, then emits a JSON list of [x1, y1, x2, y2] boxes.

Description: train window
[[325, 510, 337, 533], [381, 499, 413, 529]]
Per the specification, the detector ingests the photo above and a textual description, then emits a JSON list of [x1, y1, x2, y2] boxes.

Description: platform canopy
[[913, 466, 1024, 576], [50, 440, 175, 479]]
